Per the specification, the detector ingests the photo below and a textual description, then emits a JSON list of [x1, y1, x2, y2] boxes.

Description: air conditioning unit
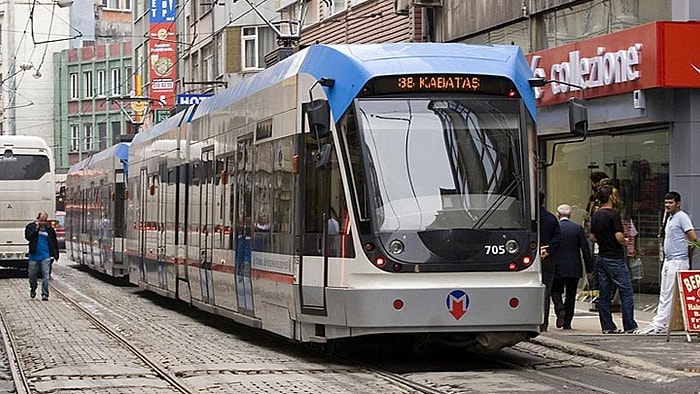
[[412, 0, 443, 7]]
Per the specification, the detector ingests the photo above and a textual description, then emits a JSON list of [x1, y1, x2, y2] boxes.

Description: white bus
[[0, 135, 56, 269]]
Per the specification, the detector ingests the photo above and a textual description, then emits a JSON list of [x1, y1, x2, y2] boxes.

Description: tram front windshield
[[355, 97, 526, 232]]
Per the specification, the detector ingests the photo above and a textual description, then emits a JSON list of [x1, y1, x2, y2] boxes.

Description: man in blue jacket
[[551, 204, 594, 330], [25, 211, 60, 301]]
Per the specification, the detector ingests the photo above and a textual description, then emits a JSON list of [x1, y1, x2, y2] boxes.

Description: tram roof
[[67, 142, 130, 175], [130, 107, 189, 148], [195, 43, 537, 121]]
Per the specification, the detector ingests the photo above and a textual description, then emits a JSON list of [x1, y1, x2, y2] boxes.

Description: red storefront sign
[[676, 270, 700, 333], [527, 21, 700, 106]]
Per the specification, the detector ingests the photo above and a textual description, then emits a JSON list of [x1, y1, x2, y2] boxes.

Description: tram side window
[[253, 142, 273, 252], [304, 133, 355, 258], [340, 109, 370, 234]]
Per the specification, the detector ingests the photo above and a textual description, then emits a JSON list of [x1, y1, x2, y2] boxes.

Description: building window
[[541, 0, 669, 49], [98, 122, 107, 150], [111, 69, 121, 96], [461, 20, 530, 52], [124, 0, 130, 10], [242, 26, 275, 70], [70, 73, 78, 99], [112, 121, 121, 145], [124, 66, 132, 94], [70, 124, 80, 151], [84, 124, 93, 152], [203, 43, 214, 81], [326, 0, 346, 17], [109, 0, 119, 9], [83, 71, 93, 98], [216, 34, 224, 76], [97, 70, 106, 96]]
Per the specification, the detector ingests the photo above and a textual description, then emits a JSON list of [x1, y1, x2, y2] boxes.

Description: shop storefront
[[527, 21, 700, 293]]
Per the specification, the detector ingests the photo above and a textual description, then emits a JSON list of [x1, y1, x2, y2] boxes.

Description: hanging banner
[[149, 0, 177, 108]]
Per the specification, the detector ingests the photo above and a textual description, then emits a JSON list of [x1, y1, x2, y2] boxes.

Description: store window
[[545, 129, 669, 292], [540, 0, 670, 49]]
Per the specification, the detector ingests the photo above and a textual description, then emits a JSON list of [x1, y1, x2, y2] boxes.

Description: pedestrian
[[589, 185, 638, 334], [635, 191, 697, 335], [539, 190, 561, 332], [551, 204, 594, 330], [25, 211, 59, 301]]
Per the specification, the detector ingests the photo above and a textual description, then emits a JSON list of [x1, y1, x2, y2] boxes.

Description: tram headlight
[[388, 239, 404, 255], [505, 239, 519, 254]]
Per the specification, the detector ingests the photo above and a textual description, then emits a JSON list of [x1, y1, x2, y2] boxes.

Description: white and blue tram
[[74, 43, 585, 352], [65, 142, 130, 277]]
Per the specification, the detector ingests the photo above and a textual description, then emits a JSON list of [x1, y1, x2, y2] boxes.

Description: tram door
[[138, 168, 148, 281], [199, 148, 215, 303], [234, 137, 254, 313], [156, 162, 167, 288], [298, 134, 334, 314]]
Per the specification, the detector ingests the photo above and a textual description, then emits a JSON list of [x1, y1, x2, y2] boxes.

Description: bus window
[[0, 152, 50, 180]]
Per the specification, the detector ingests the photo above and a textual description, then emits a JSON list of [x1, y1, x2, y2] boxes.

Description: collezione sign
[[364, 75, 516, 96]]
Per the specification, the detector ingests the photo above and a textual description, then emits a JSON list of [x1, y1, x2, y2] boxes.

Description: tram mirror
[[568, 97, 588, 137], [315, 144, 332, 169], [307, 99, 331, 140]]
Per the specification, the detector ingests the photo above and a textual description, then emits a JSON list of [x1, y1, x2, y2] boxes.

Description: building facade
[[53, 41, 134, 172]]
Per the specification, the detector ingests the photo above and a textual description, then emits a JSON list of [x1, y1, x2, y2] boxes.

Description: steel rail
[[0, 308, 31, 394], [50, 285, 195, 394]]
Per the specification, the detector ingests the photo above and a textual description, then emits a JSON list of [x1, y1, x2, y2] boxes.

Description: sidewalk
[[531, 292, 700, 382], [544, 291, 660, 336]]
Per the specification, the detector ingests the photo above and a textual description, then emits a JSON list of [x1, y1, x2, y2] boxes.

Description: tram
[[65, 142, 130, 277], [70, 43, 586, 352]]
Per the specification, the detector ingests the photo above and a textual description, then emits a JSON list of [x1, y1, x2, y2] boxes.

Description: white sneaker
[[633, 326, 667, 335]]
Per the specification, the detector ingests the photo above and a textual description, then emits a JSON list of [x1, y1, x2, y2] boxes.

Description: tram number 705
[[484, 244, 506, 255]]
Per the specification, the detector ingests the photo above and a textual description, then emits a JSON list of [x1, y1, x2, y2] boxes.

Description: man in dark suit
[[539, 190, 561, 332], [551, 204, 594, 330]]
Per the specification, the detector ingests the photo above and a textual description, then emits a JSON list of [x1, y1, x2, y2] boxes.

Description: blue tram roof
[[66, 142, 130, 176], [196, 43, 536, 122]]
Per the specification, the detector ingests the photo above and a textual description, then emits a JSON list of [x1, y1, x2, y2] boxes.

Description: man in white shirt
[[636, 191, 697, 335]]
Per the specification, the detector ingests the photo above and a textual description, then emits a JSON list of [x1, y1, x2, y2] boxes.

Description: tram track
[[50, 285, 196, 394], [0, 308, 31, 394]]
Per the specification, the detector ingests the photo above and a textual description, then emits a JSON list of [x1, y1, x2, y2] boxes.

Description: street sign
[[668, 270, 700, 342], [154, 110, 171, 124]]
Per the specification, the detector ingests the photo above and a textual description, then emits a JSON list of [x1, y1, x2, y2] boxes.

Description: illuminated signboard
[[361, 75, 517, 96]]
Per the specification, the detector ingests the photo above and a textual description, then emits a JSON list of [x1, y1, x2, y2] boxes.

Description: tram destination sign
[[362, 74, 517, 96]]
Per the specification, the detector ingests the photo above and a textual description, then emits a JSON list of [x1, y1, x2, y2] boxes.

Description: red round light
[[393, 299, 404, 310], [508, 262, 517, 271], [522, 256, 532, 266], [375, 257, 386, 267], [509, 297, 519, 308]]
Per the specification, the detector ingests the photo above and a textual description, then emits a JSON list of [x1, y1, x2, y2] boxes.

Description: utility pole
[[7, 0, 15, 135]]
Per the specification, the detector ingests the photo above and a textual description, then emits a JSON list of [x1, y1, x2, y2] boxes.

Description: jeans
[[597, 256, 637, 332], [28, 258, 52, 298]]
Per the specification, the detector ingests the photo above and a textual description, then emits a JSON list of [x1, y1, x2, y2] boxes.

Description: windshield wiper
[[472, 174, 523, 229]]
